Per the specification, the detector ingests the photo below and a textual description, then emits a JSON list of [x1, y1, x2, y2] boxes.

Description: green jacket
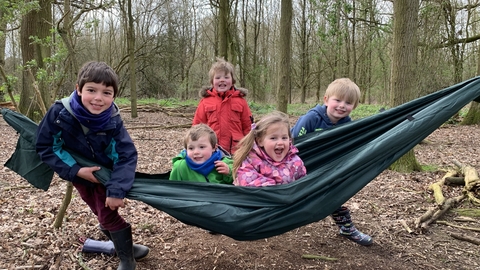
[[169, 151, 234, 184]]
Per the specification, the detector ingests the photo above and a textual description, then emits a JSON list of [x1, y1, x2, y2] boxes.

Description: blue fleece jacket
[[35, 94, 137, 199], [291, 104, 351, 138]]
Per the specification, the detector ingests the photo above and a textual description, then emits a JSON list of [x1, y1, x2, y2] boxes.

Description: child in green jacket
[[169, 124, 233, 184]]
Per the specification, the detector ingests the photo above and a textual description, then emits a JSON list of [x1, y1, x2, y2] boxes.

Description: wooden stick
[[449, 232, 480, 245]]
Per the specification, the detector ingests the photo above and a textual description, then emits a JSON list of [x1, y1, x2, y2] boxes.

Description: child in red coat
[[192, 58, 253, 154]]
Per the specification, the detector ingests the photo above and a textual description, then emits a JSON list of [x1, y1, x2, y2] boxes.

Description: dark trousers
[[73, 182, 128, 232]]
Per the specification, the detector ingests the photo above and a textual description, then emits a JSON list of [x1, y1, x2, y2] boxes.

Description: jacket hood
[[198, 86, 248, 98]]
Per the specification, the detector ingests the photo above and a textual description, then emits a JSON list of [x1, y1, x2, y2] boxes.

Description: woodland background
[[0, 2, 479, 176]]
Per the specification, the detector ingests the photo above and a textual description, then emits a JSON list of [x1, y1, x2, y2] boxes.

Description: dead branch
[[449, 232, 480, 245], [436, 220, 480, 232], [421, 195, 465, 229], [302, 254, 338, 261], [415, 207, 436, 229], [428, 169, 456, 205], [453, 159, 480, 191], [445, 177, 465, 186], [127, 124, 191, 130], [399, 219, 413, 234]]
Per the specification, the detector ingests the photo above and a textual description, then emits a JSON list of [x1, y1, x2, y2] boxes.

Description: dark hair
[[184, 124, 218, 149], [76, 61, 119, 97]]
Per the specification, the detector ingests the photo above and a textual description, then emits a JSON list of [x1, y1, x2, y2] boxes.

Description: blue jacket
[[35, 95, 137, 199], [291, 104, 351, 138]]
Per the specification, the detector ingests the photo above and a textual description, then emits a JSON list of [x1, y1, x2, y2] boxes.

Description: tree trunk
[[19, 0, 52, 120], [127, 0, 137, 118], [460, 30, 480, 125], [218, 0, 229, 59], [276, 0, 292, 113], [389, 0, 422, 172]]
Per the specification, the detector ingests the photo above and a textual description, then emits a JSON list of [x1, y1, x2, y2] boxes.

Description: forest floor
[[0, 107, 480, 270]]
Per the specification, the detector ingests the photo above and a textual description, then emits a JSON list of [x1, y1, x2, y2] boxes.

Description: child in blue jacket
[[291, 78, 373, 246], [36, 61, 149, 269]]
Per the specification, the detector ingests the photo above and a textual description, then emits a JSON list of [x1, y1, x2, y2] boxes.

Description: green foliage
[[421, 164, 438, 172], [350, 104, 387, 120], [114, 97, 198, 108]]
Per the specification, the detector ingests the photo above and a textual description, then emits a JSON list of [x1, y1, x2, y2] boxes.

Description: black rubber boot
[[110, 225, 136, 270], [100, 225, 149, 261], [331, 206, 373, 246]]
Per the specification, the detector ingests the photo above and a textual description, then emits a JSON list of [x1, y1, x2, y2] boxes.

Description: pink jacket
[[234, 142, 307, 187]]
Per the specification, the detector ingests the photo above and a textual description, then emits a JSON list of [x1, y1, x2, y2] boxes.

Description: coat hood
[[198, 86, 248, 98]]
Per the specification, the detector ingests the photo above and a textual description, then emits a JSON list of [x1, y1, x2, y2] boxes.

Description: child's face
[[213, 71, 233, 92], [257, 122, 290, 162], [323, 95, 355, 124], [186, 135, 215, 164], [76, 82, 114, 115]]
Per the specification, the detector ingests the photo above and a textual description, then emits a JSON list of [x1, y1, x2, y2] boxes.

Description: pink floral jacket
[[234, 142, 307, 187]]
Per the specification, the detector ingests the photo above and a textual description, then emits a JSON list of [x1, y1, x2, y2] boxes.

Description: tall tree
[[19, 0, 52, 119], [217, 0, 229, 59], [119, 0, 137, 118], [276, 0, 292, 113], [389, 0, 421, 172]]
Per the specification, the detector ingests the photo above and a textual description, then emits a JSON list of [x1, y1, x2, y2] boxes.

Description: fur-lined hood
[[198, 86, 249, 98]]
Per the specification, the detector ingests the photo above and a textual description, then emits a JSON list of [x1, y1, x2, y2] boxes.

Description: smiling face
[[212, 71, 233, 93], [76, 82, 115, 114], [257, 122, 290, 162], [323, 95, 354, 124], [186, 134, 215, 164]]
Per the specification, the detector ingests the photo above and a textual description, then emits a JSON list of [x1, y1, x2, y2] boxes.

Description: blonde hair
[[184, 124, 217, 149], [208, 57, 236, 86], [324, 78, 361, 109], [232, 111, 291, 178]]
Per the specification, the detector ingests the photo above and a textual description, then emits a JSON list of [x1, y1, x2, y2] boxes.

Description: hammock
[[2, 77, 480, 241]]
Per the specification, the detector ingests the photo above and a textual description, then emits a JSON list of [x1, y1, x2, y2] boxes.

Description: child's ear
[[75, 84, 81, 95], [323, 95, 328, 104]]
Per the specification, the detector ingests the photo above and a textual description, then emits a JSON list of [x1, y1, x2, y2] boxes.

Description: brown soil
[[0, 109, 479, 270]]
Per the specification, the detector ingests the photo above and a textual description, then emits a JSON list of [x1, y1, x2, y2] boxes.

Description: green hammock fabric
[[2, 76, 480, 241]]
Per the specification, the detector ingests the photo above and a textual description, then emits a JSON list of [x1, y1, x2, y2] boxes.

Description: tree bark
[[276, 0, 292, 113], [389, 0, 421, 172]]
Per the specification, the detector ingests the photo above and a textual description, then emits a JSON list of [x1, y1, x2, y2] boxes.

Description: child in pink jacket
[[233, 111, 306, 187]]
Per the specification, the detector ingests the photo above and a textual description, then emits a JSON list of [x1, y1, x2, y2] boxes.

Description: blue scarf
[[183, 149, 223, 177], [69, 91, 113, 132]]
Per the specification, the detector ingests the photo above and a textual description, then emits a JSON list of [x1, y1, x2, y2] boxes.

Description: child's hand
[[214, 161, 230, 175], [77, 166, 101, 183], [105, 197, 125, 211]]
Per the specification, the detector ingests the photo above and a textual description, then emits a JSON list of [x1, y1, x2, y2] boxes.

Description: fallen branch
[[445, 177, 465, 186], [436, 220, 480, 232], [421, 195, 465, 229], [449, 232, 480, 245], [415, 207, 435, 229], [453, 159, 480, 191], [127, 124, 190, 130], [2, 185, 33, 191], [428, 170, 456, 205], [302, 254, 338, 261], [399, 219, 413, 234]]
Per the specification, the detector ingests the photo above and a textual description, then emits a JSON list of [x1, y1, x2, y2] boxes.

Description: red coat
[[193, 87, 253, 154]]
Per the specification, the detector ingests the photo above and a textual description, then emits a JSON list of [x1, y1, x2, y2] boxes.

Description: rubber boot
[[331, 206, 373, 246], [110, 225, 136, 270], [100, 225, 149, 261]]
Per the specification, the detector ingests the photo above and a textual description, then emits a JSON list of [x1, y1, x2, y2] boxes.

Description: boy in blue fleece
[[291, 78, 372, 246], [36, 61, 148, 269]]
